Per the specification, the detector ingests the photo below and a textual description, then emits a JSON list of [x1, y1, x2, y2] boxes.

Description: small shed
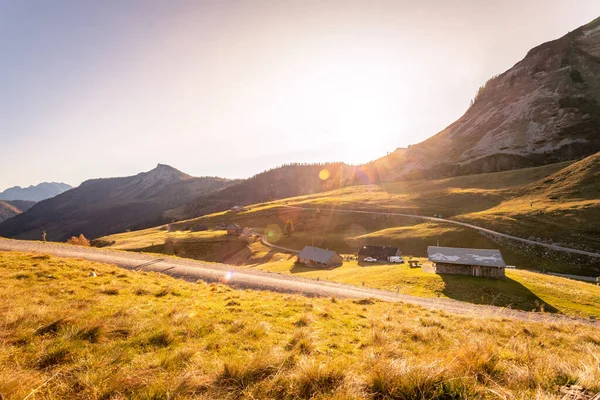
[[297, 246, 343, 268], [427, 246, 506, 279], [357, 245, 401, 261], [226, 224, 243, 235]]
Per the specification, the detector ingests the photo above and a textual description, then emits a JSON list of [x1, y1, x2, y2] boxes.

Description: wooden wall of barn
[[434, 263, 505, 279]]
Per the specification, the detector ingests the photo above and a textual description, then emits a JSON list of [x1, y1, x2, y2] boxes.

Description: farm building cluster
[[295, 244, 507, 279]]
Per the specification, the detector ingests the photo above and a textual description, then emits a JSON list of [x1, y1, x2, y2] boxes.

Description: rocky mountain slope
[[0, 200, 36, 223], [0, 164, 233, 241], [0, 182, 72, 201], [375, 17, 600, 180]]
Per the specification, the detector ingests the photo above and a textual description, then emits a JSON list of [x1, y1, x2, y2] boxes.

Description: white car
[[363, 257, 378, 263], [389, 256, 404, 264]]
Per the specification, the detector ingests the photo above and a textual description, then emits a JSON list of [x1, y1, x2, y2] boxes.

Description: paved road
[[255, 232, 299, 254], [0, 238, 595, 325], [285, 206, 600, 258]]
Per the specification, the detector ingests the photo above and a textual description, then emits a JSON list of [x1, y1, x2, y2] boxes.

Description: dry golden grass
[[1, 251, 600, 399]]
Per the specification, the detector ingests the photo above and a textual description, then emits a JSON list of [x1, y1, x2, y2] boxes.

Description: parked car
[[363, 257, 378, 262], [389, 256, 404, 263]]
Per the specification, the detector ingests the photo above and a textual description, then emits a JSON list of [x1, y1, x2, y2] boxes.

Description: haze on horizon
[[1, 0, 599, 190]]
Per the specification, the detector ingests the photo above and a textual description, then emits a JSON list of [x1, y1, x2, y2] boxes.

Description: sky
[[1, 0, 600, 190]]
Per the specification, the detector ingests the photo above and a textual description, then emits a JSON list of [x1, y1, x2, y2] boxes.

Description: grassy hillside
[[457, 152, 600, 252], [257, 260, 600, 318], [0, 200, 36, 223], [96, 228, 294, 266], [1, 251, 600, 399], [98, 225, 600, 318], [96, 220, 600, 318], [170, 163, 383, 221], [97, 156, 600, 287]]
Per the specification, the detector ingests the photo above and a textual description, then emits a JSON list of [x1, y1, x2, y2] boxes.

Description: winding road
[[0, 238, 595, 325], [283, 206, 600, 259]]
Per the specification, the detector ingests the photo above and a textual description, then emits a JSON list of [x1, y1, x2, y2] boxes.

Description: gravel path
[[1, 238, 595, 325]]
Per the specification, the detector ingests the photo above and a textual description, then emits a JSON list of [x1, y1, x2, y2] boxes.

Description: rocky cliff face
[[376, 17, 600, 180]]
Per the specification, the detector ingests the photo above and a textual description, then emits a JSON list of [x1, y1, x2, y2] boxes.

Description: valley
[[86, 158, 600, 319], [98, 156, 600, 275], [1, 11, 600, 400]]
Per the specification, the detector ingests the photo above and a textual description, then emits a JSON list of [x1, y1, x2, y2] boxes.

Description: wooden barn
[[427, 246, 506, 279], [357, 245, 401, 261], [297, 246, 343, 268]]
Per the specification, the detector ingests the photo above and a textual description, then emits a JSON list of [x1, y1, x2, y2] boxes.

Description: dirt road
[[0, 238, 594, 325]]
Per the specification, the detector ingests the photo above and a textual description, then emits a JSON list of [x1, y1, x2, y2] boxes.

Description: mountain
[[0, 164, 233, 241], [0, 200, 36, 223], [0, 182, 72, 201], [375, 17, 600, 180], [169, 163, 382, 220]]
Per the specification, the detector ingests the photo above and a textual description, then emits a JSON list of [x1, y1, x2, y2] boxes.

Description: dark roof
[[427, 246, 506, 268], [298, 246, 338, 263], [357, 245, 400, 258]]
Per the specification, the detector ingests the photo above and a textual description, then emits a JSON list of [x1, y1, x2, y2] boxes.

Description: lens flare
[[319, 168, 330, 180], [221, 271, 233, 283], [264, 224, 283, 243]]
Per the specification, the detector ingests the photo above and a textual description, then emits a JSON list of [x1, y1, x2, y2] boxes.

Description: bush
[[66, 234, 90, 246], [570, 69, 584, 83], [284, 219, 295, 237]]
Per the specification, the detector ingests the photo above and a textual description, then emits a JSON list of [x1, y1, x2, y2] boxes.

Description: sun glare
[[319, 168, 331, 180]]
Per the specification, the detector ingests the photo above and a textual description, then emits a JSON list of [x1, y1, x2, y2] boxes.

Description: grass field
[[257, 260, 600, 319], [98, 226, 600, 318], [1, 251, 600, 399]]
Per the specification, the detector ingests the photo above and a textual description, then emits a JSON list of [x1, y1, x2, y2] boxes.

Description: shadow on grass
[[439, 274, 559, 313], [290, 263, 341, 274]]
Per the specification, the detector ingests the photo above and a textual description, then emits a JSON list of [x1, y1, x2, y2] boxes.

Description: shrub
[[66, 234, 90, 246], [570, 69, 584, 83], [284, 219, 295, 237]]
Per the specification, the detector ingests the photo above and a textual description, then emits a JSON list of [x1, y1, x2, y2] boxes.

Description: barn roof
[[298, 246, 338, 264], [427, 246, 506, 268], [357, 245, 400, 257]]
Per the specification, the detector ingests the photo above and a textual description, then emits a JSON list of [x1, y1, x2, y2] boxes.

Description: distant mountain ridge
[[0, 182, 72, 202], [170, 163, 383, 220], [0, 164, 233, 241], [375, 17, 600, 180]]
